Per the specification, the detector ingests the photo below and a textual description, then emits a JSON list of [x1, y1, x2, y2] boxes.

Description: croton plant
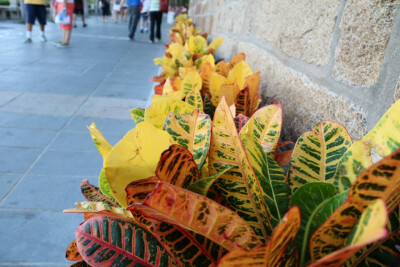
[[64, 14, 400, 266]]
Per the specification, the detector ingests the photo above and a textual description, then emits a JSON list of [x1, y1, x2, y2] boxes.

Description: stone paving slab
[[0, 15, 170, 265]]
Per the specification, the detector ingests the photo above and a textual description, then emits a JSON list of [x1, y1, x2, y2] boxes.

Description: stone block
[[238, 42, 367, 141], [254, 0, 340, 66], [334, 0, 400, 86], [215, 0, 246, 35]]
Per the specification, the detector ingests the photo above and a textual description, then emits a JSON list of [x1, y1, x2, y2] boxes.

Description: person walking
[[149, 0, 162, 43], [139, 0, 149, 33], [23, 0, 47, 43], [73, 0, 87, 27], [120, 0, 140, 40], [101, 0, 111, 22], [54, 0, 74, 47]]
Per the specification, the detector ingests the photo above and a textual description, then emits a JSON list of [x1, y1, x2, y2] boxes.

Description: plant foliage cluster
[[65, 14, 400, 267]]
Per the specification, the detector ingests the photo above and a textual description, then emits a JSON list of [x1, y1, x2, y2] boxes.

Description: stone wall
[[188, 0, 400, 142]]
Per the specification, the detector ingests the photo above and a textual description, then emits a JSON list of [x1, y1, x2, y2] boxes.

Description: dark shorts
[[25, 4, 46, 25]]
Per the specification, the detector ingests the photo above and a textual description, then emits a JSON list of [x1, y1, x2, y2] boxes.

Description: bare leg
[[26, 23, 33, 32], [63, 30, 72, 44], [73, 13, 77, 26], [39, 24, 45, 31]]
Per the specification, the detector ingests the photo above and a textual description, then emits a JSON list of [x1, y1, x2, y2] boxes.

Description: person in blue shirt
[[120, 0, 140, 40]]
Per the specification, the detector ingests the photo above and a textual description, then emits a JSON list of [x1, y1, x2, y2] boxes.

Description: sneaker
[[155, 38, 161, 43], [24, 37, 32, 43], [83, 23, 87, 27], [56, 42, 68, 48], [140, 28, 143, 33], [149, 40, 154, 43], [52, 40, 62, 46], [40, 35, 47, 42], [128, 35, 134, 41]]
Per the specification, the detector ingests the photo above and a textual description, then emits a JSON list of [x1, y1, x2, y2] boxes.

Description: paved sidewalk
[[0, 16, 169, 266]]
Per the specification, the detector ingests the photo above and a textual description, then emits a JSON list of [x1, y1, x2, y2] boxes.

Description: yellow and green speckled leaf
[[130, 108, 145, 125], [75, 215, 177, 266], [195, 54, 215, 70], [227, 61, 253, 90], [209, 97, 273, 241], [163, 110, 211, 169], [182, 71, 202, 96], [128, 181, 263, 251], [310, 199, 388, 267], [186, 88, 203, 110], [98, 168, 114, 200], [334, 100, 400, 192], [241, 135, 289, 228], [310, 148, 400, 262], [240, 104, 282, 159], [188, 35, 208, 55], [218, 206, 301, 267], [288, 121, 352, 193], [104, 122, 172, 208], [87, 122, 112, 158], [144, 97, 196, 129], [209, 72, 228, 106], [64, 201, 134, 219]]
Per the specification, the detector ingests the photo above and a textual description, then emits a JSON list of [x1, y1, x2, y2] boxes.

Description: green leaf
[[187, 164, 233, 195], [98, 168, 114, 200], [290, 182, 337, 265], [75, 215, 177, 266], [203, 93, 214, 119], [130, 108, 145, 124], [163, 110, 211, 169], [242, 135, 290, 228]]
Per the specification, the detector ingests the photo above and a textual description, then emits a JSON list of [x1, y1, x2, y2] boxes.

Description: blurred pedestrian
[[23, 0, 47, 43], [121, 1, 127, 21], [112, 0, 121, 23], [149, 0, 163, 43], [101, 0, 111, 22], [139, 0, 149, 33], [73, 0, 87, 27], [54, 0, 74, 47], [120, 0, 140, 40]]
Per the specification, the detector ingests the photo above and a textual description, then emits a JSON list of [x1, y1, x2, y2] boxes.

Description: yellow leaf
[[104, 122, 172, 207], [144, 97, 196, 128], [219, 84, 235, 106], [87, 122, 112, 158], [188, 35, 208, 55], [207, 37, 224, 54], [227, 61, 253, 90], [209, 72, 228, 106], [182, 71, 202, 95]]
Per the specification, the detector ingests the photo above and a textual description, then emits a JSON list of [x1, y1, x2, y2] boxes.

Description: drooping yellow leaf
[[104, 122, 172, 207], [64, 201, 134, 219], [310, 199, 388, 267], [218, 206, 301, 267], [240, 104, 282, 159], [310, 148, 400, 262], [128, 181, 263, 251], [227, 61, 253, 90], [144, 97, 196, 128], [334, 99, 400, 192], [87, 122, 112, 158], [210, 72, 228, 106]]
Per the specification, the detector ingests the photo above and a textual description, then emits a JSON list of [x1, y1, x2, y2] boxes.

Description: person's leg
[[130, 5, 140, 38], [139, 15, 143, 32], [155, 11, 162, 41], [127, 6, 134, 39], [73, 13, 77, 27], [64, 30, 72, 44], [149, 11, 155, 42], [25, 4, 34, 42]]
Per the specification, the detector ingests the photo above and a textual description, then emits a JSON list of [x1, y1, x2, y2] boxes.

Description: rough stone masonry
[[189, 0, 400, 142]]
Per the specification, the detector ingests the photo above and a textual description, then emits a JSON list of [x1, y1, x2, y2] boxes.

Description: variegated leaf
[[215, 60, 229, 77], [130, 108, 145, 124], [98, 168, 114, 200], [241, 135, 289, 227], [87, 122, 112, 157], [70, 261, 90, 267], [126, 176, 159, 206], [288, 121, 352, 193], [64, 201, 134, 219], [128, 181, 262, 251], [203, 93, 214, 119], [233, 114, 249, 132], [244, 72, 260, 115], [186, 88, 204, 110], [200, 61, 214, 94], [239, 104, 282, 159], [227, 61, 253, 90], [334, 99, 400, 192], [182, 71, 202, 96], [227, 53, 246, 71], [310, 199, 388, 267], [217, 206, 301, 267], [310, 148, 400, 262], [66, 240, 83, 261], [207, 37, 224, 54], [156, 144, 199, 188], [235, 87, 251, 117], [80, 179, 118, 207], [210, 98, 273, 241], [75, 215, 177, 266], [282, 248, 299, 267], [187, 164, 234, 196], [163, 110, 211, 169], [209, 72, 228, 106], [188, 35, 207, 55]]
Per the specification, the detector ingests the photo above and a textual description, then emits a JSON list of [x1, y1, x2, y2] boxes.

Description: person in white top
[[139, 0, 149, 33]]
